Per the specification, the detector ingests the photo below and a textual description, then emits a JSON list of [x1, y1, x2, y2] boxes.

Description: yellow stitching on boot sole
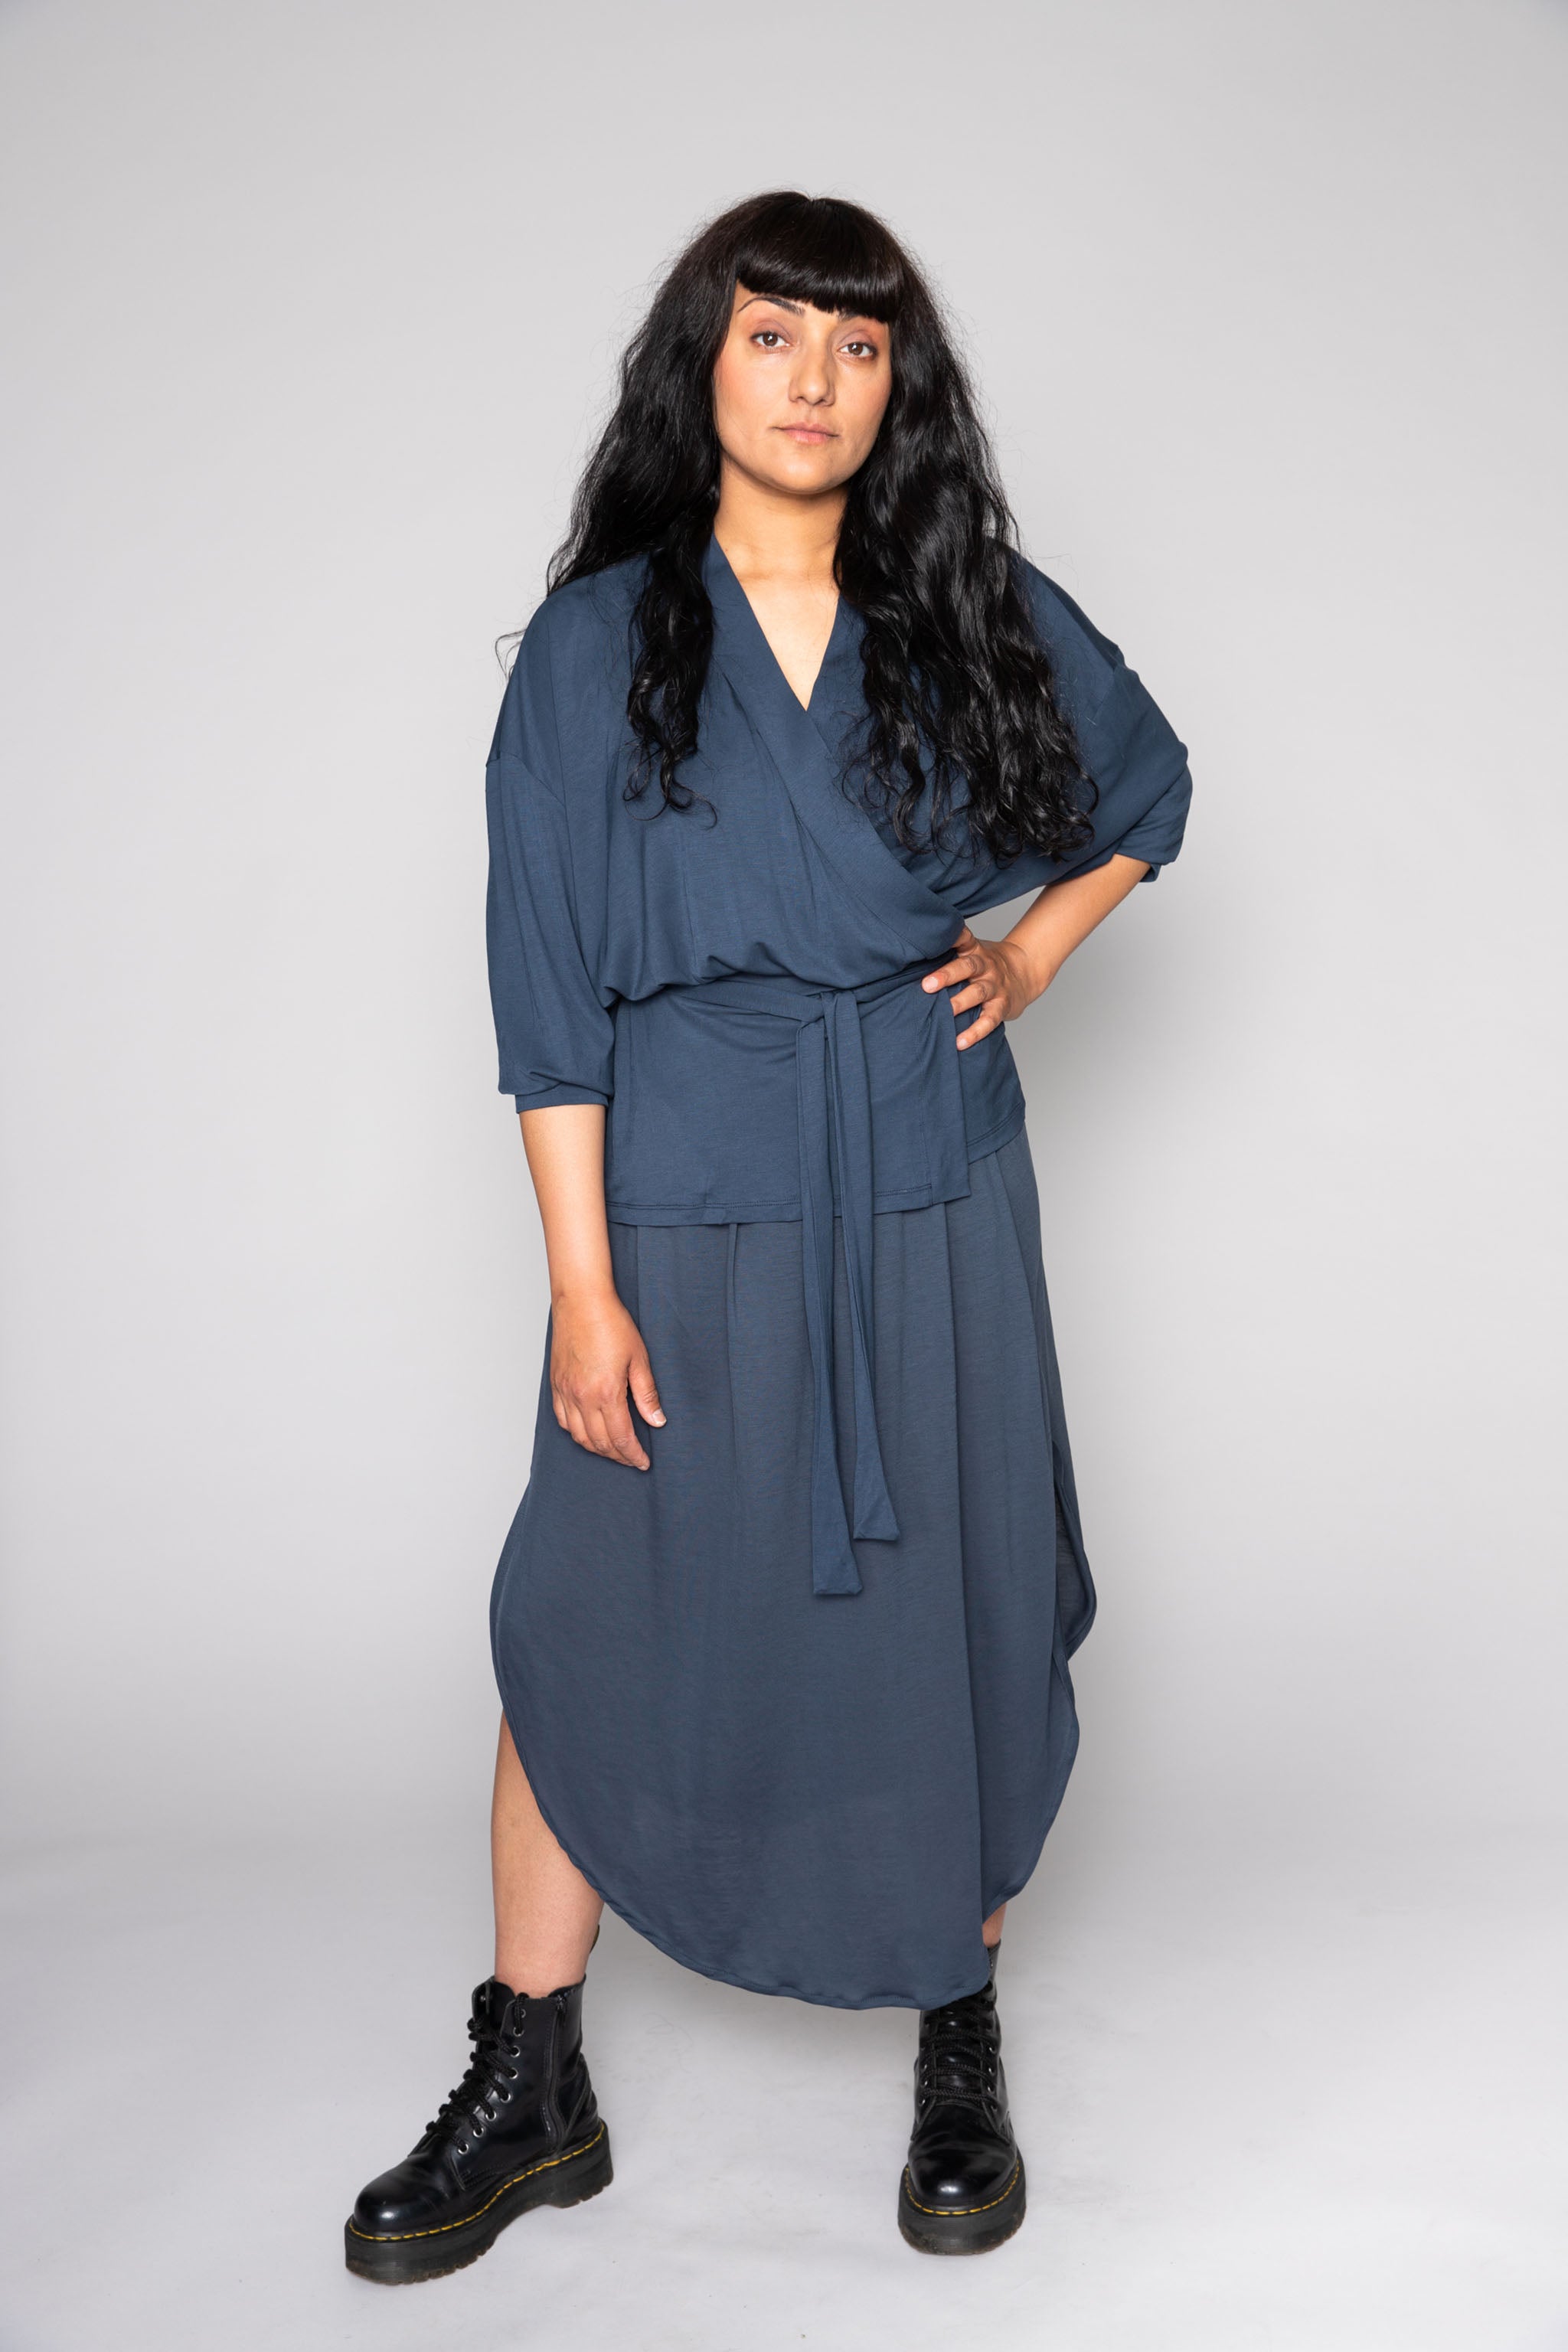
[[347, 2124, 607, 2242], [900, 2158, 1022, 2218]]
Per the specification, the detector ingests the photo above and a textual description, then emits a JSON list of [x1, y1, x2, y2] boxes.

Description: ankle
[[495, 1913, 601, 1998], [494, 1957, 589, 1999]]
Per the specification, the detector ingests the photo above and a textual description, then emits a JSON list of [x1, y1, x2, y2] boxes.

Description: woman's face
[[712, 283, 893, 500]]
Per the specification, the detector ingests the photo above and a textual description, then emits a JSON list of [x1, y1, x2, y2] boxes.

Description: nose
[[790, 341, 835, 407]]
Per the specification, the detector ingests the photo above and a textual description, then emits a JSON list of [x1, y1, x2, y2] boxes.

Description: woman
[[346, 191, 1190, 2280]]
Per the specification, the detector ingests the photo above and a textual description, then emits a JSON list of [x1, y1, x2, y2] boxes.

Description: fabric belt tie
[[684, 963, 963, 1597]]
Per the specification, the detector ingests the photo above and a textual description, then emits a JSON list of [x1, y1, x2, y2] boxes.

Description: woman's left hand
[[922, 925, 1049, 1050]]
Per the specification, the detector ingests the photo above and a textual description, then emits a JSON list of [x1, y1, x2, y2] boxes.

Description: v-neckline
[[709, 534, 847, 714], [702, 535, 961, 962]]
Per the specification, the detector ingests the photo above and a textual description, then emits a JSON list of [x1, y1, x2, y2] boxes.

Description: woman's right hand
[[549, 1287, 665, 1469], [518, 1102, 662, 1468]]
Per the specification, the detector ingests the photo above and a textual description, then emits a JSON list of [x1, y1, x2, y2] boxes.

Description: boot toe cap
[[906, 2132, 1020, 2212], [350, 2159, 449, 2238]]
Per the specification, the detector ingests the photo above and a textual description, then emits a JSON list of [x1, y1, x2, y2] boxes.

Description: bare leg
[[492, 1714, 603, 1996], [982, 1903, 1006, 1949]]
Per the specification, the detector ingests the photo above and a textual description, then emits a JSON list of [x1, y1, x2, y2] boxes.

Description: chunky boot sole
[[344, 2122, 613, 2285], [897, 2154, 1026, 2256]]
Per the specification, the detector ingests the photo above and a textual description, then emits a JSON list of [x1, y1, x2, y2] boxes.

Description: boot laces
[[916, 1991, 1000, 2111], [425, 2007, 523, 2148]]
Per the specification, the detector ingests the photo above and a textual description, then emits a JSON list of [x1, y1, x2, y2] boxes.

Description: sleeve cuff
[[510, 1083, 611, 1112]]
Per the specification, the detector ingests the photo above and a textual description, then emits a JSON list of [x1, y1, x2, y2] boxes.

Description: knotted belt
[[682, 962, 969, 1597]]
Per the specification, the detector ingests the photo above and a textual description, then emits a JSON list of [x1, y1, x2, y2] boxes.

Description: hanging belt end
[[812, 1547, 864, 1599], [852, 1496, 899, 1544]]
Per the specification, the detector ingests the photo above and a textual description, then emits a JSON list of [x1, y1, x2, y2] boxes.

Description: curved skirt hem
[[495, 1682, 1080, 2014]]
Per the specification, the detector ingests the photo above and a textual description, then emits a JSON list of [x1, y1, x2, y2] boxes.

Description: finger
[[571, 1402, 614, 1461], [922, 927, 978, 991], [923, 953, 982, 994], [595, 1396, 650, 1471], [946, 980, 989, 1016], [629, 1353, 666, 1429], [956, 1008, 1001, 1049], [567, 1400, 626, 1465]]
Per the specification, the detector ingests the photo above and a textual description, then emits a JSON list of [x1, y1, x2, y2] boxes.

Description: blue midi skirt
[[488, 1129, 1093, 2013]]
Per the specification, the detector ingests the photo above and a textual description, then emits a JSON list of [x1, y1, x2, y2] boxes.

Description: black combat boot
[[345, 1975, 612, 2283], [898, 1942, 1025, 2254]]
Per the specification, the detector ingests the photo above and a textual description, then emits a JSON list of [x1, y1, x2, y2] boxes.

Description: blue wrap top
[[486, 537, 1191, 1592]]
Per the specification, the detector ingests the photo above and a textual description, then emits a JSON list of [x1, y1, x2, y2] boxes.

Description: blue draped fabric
[[483, 538, 1191, 2007]]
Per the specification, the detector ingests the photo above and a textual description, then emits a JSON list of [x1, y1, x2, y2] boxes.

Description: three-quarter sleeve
[[1027, 570, 1194, 884], [1071, 658, 1194, 880], [485, 751, 616, 1111], [959, 567, 1194, 917]]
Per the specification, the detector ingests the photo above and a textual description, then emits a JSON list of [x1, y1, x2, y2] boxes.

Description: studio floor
[[2, 1817, 1563, 2352]]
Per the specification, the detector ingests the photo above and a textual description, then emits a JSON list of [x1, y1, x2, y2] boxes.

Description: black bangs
[[730, 192, 909, 323]]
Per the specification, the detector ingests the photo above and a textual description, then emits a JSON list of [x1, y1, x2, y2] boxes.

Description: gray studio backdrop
[[2, 0, 1565, 1870]]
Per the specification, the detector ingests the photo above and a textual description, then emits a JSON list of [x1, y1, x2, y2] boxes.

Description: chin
[[762, 455, 851, 496]]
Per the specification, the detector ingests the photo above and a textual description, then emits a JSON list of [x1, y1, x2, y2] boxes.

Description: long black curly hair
[[548, 191, 1092, 864]]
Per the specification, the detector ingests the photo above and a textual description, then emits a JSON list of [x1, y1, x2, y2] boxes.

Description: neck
[[713, 459, 844, 590]]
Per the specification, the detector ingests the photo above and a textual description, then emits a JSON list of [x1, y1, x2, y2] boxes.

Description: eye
[[841, 338, 880, 359], [750, 329, 788, 348]]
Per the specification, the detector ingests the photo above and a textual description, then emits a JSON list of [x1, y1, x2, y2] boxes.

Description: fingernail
[[650, 1410, 665, 1426]]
